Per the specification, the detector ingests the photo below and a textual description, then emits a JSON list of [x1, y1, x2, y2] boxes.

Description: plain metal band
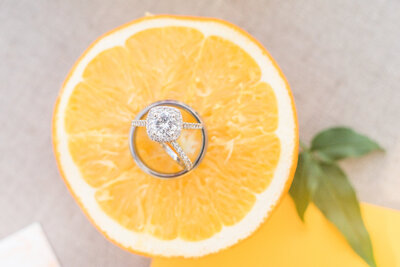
[[129, 100, 207, 179]]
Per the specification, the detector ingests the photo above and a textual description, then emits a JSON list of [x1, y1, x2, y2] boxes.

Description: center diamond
[[146, 106, 183, 142]]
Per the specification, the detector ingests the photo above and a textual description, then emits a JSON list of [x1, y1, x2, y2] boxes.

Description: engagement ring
[[129, 100, 207, 178]]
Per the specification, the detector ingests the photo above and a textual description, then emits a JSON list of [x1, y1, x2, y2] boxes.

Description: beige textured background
[[1, 0, 399, 266]]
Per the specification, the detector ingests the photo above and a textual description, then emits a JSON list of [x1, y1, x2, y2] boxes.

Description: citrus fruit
[[52, 15, 298, 257]]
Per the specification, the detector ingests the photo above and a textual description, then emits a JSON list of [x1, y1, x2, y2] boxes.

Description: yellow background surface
[[152, 196, 400, 267]]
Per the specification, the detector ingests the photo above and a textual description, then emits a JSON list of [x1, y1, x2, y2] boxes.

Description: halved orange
[[52, 15, 298, 257]]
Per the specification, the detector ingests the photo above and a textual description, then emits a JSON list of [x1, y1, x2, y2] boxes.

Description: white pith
[[54, 16, 297, 257]]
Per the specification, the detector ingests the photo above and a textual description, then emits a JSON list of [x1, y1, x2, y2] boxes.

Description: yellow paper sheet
[[152, 196, 400, 267]]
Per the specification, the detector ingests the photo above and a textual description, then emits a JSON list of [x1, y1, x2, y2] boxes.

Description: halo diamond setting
[[146, 106, 183, 142], [130, 103, 205, 173]]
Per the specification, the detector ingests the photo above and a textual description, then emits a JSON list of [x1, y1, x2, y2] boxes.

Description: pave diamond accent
[[182, 122, 203, 129], [131, 120, 146, 127], [146, 106, 183, 142], [170, 140, 193, 170]]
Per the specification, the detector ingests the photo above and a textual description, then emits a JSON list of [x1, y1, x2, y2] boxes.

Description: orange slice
[[52, 15, 298, 257]]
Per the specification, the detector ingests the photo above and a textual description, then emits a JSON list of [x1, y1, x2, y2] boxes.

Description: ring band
[[169, 140, 193, 170], [131, 120, 201, 170], [160, 143, 184, 168], [131, 121, 203, 129], [131, 108, 202, 170], [129, 100, 207, 179]]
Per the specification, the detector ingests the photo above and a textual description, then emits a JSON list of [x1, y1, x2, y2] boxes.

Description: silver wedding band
[[129, 100, 207, 178]]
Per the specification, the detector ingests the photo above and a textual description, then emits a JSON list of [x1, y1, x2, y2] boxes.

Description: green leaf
[[311, 127, 383, 160], [289, 153, 310, 220], [312, 162, 377, 267], [289, 152, 321, 220]]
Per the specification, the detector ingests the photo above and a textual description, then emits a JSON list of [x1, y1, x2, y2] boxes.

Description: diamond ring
[[129, 100, 207, 178]]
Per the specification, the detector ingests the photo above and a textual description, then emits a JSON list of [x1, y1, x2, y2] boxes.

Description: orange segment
[[125, 27, 204, 101], [95, 133, 279, 240], [189, 36, 262, 115], [68, 133, 132, 187], [83, 46, 136, 90], [53, 15, 298, 257], [65, 82, 133, 134], [95, 170, 152, 233]]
